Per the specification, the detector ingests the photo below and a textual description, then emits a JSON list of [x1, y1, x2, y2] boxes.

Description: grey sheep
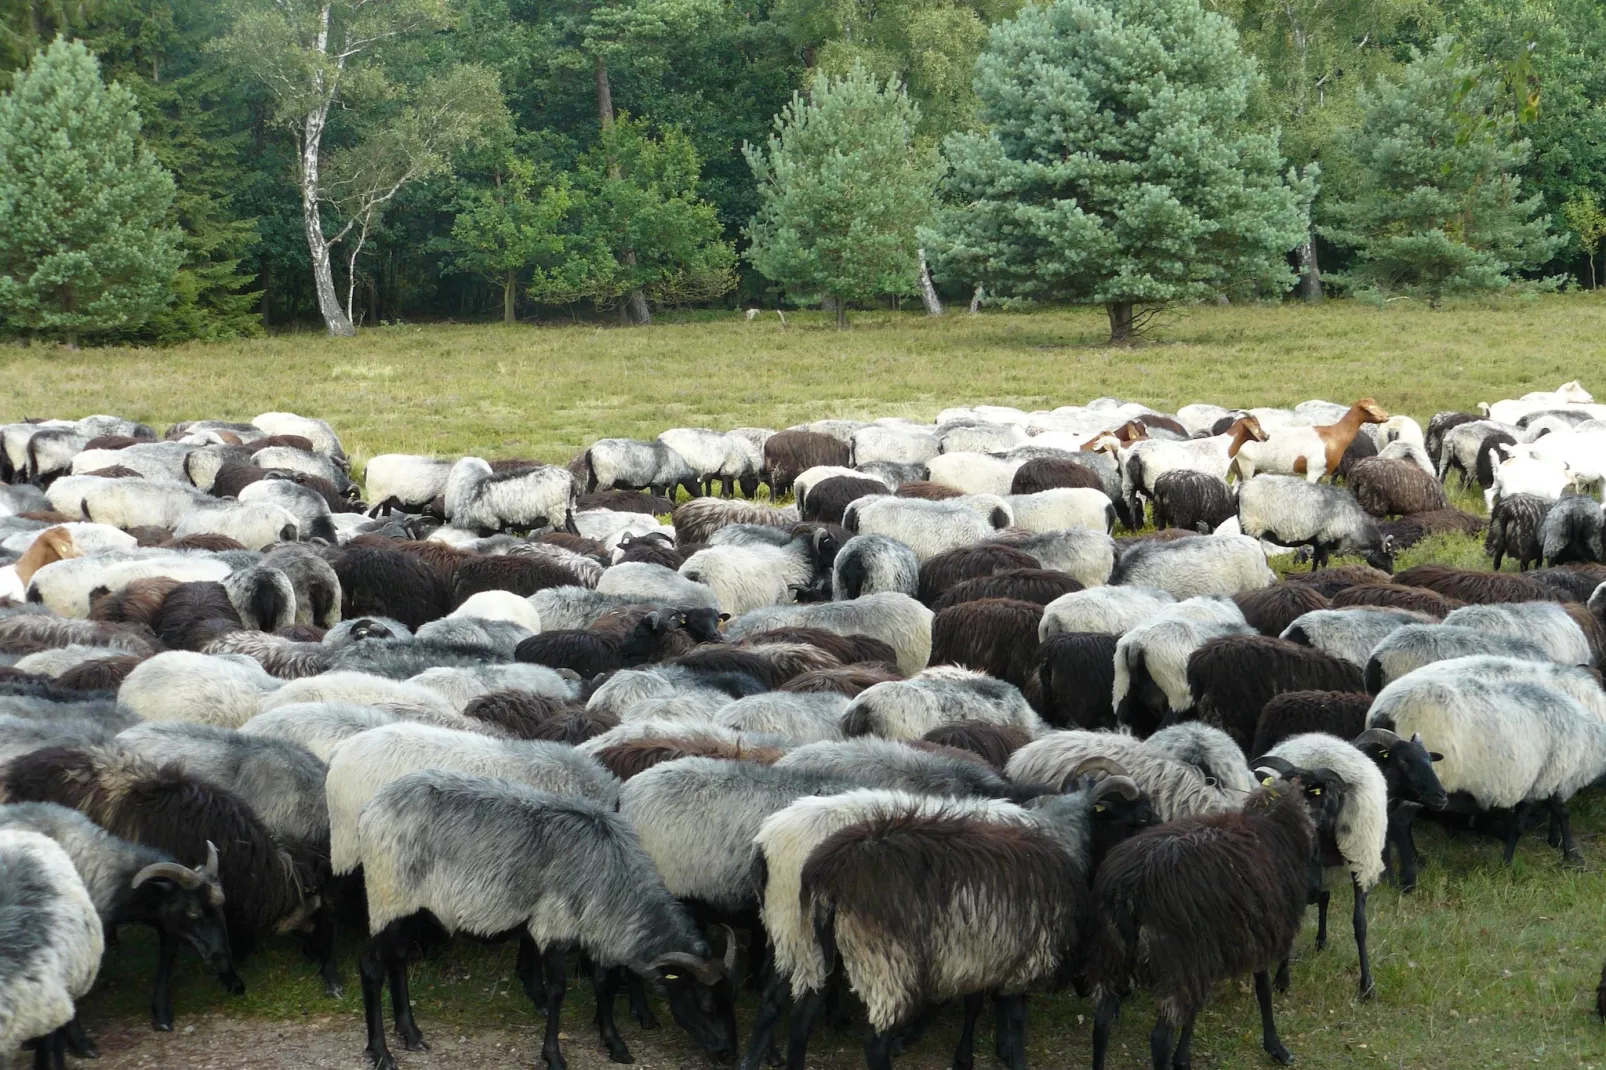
[[1363, 623, 1552, 692], [1443, 601, 1593, 665], [831, 534, 920, 601], [841, 666, 1043, 739], [445, 458, 579, 536], [724, 592, 933, 675], [1540, 494, 1604, 566], [1485, 493, 1551, 571], [586, 437, 697, 499], [1109, 534, 1275, 598], [992, 528, 1117, 587], [1281, 607, 1435, 668], [1237, 475, 1394, 573]]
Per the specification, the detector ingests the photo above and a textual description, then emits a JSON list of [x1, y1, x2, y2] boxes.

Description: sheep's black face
[[660, 973, 736, 1062], [157, 883, 242, 993], [679, 607, 724, 644], [1364, 547, 1396, 574], [1089, 792, 1158, 863], [1362, 734, 1447, 810]]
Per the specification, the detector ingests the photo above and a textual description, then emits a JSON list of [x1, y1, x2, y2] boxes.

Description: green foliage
[[574, 117, 736, 309], [1561, 189, 1606, 290], [928, 0, 1310, 340], [1322, 37, 1565, 305], [0, 37, 183, 344], [744, 66, 939, 323]]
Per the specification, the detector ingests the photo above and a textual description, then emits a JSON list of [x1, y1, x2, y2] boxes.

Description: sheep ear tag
[[1094, 803, 1106, 813], [1261, 775, 1275, 787]]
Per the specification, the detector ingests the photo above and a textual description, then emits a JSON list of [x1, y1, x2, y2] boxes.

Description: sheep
[[260, 544, 342, 628], [679, 528, 838, 614], [1085, 773, 1333, 1070], [1442, 601, 1593, 665], [659, 428, 761, 497], [792, 774, 1152, 1070], [1251, 691, 1374, 756], [1328, 582, 1458, 618], [925, 598, 1042, 691], [260, 671, 472, 728], [799, 475, 888, 525], [117, 651, 282, 728], [1038, 586, 1176, 640], [916, 544, 1040, 606], [1009, 456, 1104, 495], [1481, 382, 1594, 424], [63, 477, 203, 530], [843, 496, 1009, 561], [252, 412, 345, 462], [673, 498, 798, 546], [938, 421, 1027, 455], [0, 828, 104, 1066], [1376, 438, 1436, 478], [1280, 606, 1436, 669], [1391, 562, 1563, 604], [1237, 475, 1394, 573], [724, 593, 933, 675], [1367, 673, 1606, 863], [1004, 486, 1116, 534], [1229, 398, 1389, 484], [830, 534, 919, 601], [1541, 494, 1604, 567], [237, 477, 338, 542], [1005, 725, 1252, 822], [1109, 534, 1275, 598], [353, 768, 737, 1070], [850, 424, 940, 469], [0, 746, 315, 963], [28, 551, 233, 618], [925, 451, 1021, 497], [711, 691, 846, 742], [989, 528, 1117, 587], [1186, 635, 1366, 750], [0, 614, 160, 660], [0, 484, 49, 517], [772, 737, 1022, 799], [240, 702, 399, 761], [327, 545, 450, 631], [929, 568, 1082, 612], [778, 664, 904, 697], [842, 666, 1043, 740], [1481, 491, 1549, 572], [444, 458, 578, 536], [854, 460, 926, 489], [1150, 469, 1236, 534], [325, 722, 618, 880], [362, 455, 453, 516], [1112, 598, 1255, 736], [921, 720, 1033, 768], [1234, 583, 1331, 637], [1032, 633, 1120, 729], [1348, 458, 1451, 518], [25, 427, 91, 484]]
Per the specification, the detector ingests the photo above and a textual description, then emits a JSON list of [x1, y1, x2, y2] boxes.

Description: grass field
[[8, 296, 1606, 1069]]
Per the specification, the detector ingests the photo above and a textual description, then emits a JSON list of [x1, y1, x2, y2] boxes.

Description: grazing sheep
[[842, 666, 1042, 740], [925, 451, 1021, 497], [0, 827, 104, 1065], [1038, 586, 1176, 640], [1281, 607, 1437, 668], [1440, 600, 1593, 665], [1151, 469, 1236, 533], [1112, 598, 1255, 736], [1237, 475, 1394, 573], [917, 544, 1040, 605], [673, 499, 797, 547], [921, 721, 1032, 768], [1541, 495, 1605, 567], [1086, 774, 1331, 1070], [843, 496, 1010, 562], [445, 458, 578, 536], [1391, 562, 1563, 604], [1348, 458, 1450, 517], [990, 528, 1117, 587], [118, 651, 281, 728], [764, 431, 852, 498], [1234, 583, 1331, 637], [1365, 619, 1556, 691], [173, 498, 300, 549], [1329, 583, 1459, 618], [1010, 456, 1103, 495], [1006, 487, 1116, 534], [1118, 416, 1269, 522], [929, 598, 1043, 690], [929, 568, 1082, 611], [1109, 534, 1275, 599], [659, 428, 761, 498], [261, 545, 342, 628], [1187, 635, 1366, 750], [713, 691, 847, 742], [1250, 691, 1374, 756], [851, 424, 940, 468], [679, 528, 838, 614], [355, 769, 736, 1070], [363, 455, 453, 516], [799, 475, 888, 525], [725, 593, 933, 676], [778, 664, 904, 698], [1031, 633, 1119, 729], [829, 534, 920, 602], [774, 737, 1020, 799]]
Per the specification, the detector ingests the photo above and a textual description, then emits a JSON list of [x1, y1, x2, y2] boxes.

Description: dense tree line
[[1, 0, 1603, 343]]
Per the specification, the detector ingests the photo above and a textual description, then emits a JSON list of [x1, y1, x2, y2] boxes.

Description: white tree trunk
[[299, 4, 355, 337], [967, 285, 983, 314], [917, 248, 942, 316]]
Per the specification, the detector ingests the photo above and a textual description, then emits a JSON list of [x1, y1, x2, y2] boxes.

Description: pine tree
[[744, 66, 939, 327], [0, 37, 182, 346], [1322, 37, 1565, 306], [927, 0, 1310, 342]]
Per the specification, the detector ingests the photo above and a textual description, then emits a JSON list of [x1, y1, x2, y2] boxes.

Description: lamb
[[841, 666, 1043, 740], [1540, 494, 1604, 566], [990, 528, 1117, 587], [842, 495, 1009, 561], [1254, 736, 1388, 999], [673, 498, 797, 546], [354, 769, 736, 1070], [0, 828, 104, 1066], [1237, 475, 1394, 573], [1442, 601, 1594, 665], [1108, 534, 1275, 598], [658, 428, 761, 497], [1032, 633, 1119, 729], [927, 598, 1043, 691], [1086, 773, 1331, 1070], [1484, 493, 1550, 571], [1112, 598, 1255, 736], [1187, 635, 1367, 751], [1038, 585, 1176, 639], [1348, 458, 1450, 517], [831, 534, 919, 601], [444, 458, 578, 536], [1005, 724, 1253, 822], [1367, 673, 1606, 863], [724, 592, 933, 675], [0, 801, 235, 1032], [1151, 469, 1236, 533]]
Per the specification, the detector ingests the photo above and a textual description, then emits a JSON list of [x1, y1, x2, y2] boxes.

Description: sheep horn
[[719, 923, 739, 976], [649, 951, 725, 986], [1352, 728, 1401, 749], [131, 861, 205, 891], [203, 840, 220, 879], [1068, 757, 1130, 780], [1090, 775, 1141, 803], [1251, 755, 1298, 785]]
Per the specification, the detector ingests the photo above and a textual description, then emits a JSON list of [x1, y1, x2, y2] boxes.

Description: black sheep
[[1250, 690, 1373, 756], [1031, 633, 1118, 730], [928, 568, 1083, 611], [1485, 492, 1550, 571], [577, 489, 675, 515], [450, 553, 585, 606], [1010, 456, 1102, 495], [1529, 565, 1606, 603], [929, 598, 1043, 691], [800, 475, 887, 525], [613, 532, 687, 570], [152, 582, 242, 651], [1151, 469, 1236, 533], [329, 546, 449, 631], [739, 627, 899, 669], [1086, 776, 1335, 1070], [1350, 727, 1447, 893], [916, 544, 1041, 606], [1424, 411, 1480, 469], [1334, 427, 1378, 479], [1348, 458, 1450, 517], [1542, 494, 1605, 567], [1186, 635, 1366, 752], [1234, 584, 1330, 638]]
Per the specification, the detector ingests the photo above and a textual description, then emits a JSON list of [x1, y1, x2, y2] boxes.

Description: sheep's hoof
[[1273, 963, 1290, 993], [324, 978, 345, 1000], [1265, 1041, 1294, 1065], [631, 1008, 658, 1030], [366, 1047, 398, 1070], [152, 1021, 173, 1033], [1358, 981, 1376, 1002], [1562, 849, 1588, 869], [398, 1028, 428, 1053]]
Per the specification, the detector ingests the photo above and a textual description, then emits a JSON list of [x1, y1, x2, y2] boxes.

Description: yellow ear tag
[[1310, 788, 1322, 795], [1380, 751, 1389, 759], [1094, 803, 1106, 812], [1261, 775, 1275, 787], [664, 973, 679, 980]]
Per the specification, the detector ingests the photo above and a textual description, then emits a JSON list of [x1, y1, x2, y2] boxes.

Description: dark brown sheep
[[1348, 458, 1451, 517], [576, 489, 675, 515], [916, 544, 1041, 605], [801, 475, 888, 524], [151, 582, 242, 651], [1249, 689, 1373, 757], [929, 568, 1083, 612], [738, 627, 899, 669], [592, 735, 785, 781], [1010, 457, 1102, 495], [1186, 634, 1366, 751], [161, 532, 248, 553], [1391, 562, 1565, 604], [209, 460, 269, 498], [328, 545, 450, 630], [1329, 582, 1460, 618], [919, 722, 1032, 771], [1233, 584, 1330, 637], [1031, 633, 1119, 730], [53, 654, 145, 691], [763, 430, 850, 497], [929, 598, 1043, 690], [462, 689, 572, 738], [778, 662, 903, 697], [1285, 564, 1392, 598], [525, 706, 619, 744], [534, 531, 612, 563], [450, 553, 585, 606], [894, 480, 963, 500]]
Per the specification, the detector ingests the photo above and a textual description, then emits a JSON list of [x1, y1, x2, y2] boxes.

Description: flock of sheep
[[1, 382, 1605, 1070]]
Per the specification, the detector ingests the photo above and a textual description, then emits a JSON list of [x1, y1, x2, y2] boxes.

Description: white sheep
[[1038, 585, 1176, 640], [1006, 487, 1115, 533], [118, 651, 283, 727]]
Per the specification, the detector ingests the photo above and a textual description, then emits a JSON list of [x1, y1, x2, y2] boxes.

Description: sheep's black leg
[[823, 968, 853, 1031], [151, 926, 178, 1031], [1551, 797, 1584, 864], [516, 933, 546, 1008], [1388, 801, 1423, 892], [1091, 992, 1122, 1070], [1254, 970, 1292, 1064], [747, 924, 769, 993], [1171, 1011, 1197, 1070], [1502, 801, 1533, 864], [623, 969, 657, 1029], [1274, 959, 1290, 994], [311, 902, 343, 998], [1353, 877, 1375, 1000], [951, 993, 984, 1070], [540, 944, 570, 1070], [590, 960, 632, 1063], [64, 1016, 96, 1059], [1148, 1017, 1175, 1070], [740, 968, 790, 1070], [784, 986, 826, 1070], [865, 1030, 897, 1070], [997, 994, 1028, 1070], [359, 937, 395, 1070], [384, 930, 426, 1052], [1315, 888, 1331, 950]]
